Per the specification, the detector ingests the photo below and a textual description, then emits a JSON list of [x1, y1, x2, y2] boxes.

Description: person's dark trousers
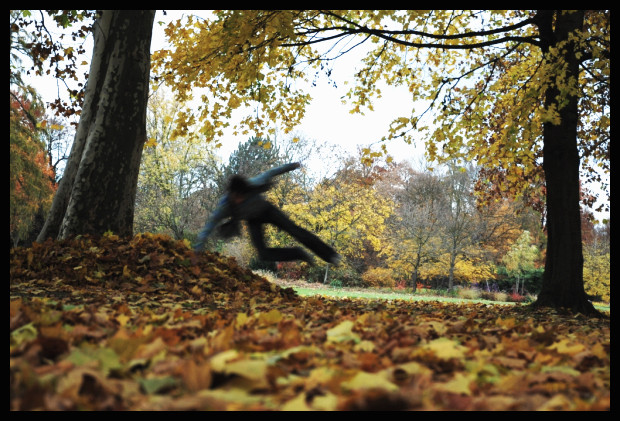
[[247, 202, 337, 263]]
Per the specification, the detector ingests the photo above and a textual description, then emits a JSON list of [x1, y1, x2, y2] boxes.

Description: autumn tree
[[582, 223, 610, 303], [155, 10, 608, 315], [481, 199, 541, 265], [282, 156, 393, 281], [327, 157, 394, 273], [135, 89, 220, 239], [381, 160, 523, 289], [437, 164, 483, 290], [385, 166, 445, 290], [36, 10, 155, 241], [10, 11, 64, 246], [10, 89, 57, 246], [502, 231, 540, 295]]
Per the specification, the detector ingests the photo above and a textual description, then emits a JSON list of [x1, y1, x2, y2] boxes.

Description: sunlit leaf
[[326, 320, 360, 343], [341, 371, 399, 392], [421, 337, 466, 360], [434, 372, 474, 396]]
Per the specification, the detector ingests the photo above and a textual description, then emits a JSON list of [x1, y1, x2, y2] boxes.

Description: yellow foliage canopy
[[282, 177, 393, 261], [152, 10, 608, 208]]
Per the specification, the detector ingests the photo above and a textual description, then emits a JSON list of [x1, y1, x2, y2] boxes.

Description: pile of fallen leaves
[[10, 233, 610, 410]]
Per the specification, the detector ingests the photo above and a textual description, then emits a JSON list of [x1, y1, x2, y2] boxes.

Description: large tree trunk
[[37, 10, 155, 241], [533, 10, 598, 315]]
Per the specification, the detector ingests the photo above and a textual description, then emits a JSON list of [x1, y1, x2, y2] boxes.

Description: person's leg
[[247, 219, 314, 263], [263, 204, 340, 264]]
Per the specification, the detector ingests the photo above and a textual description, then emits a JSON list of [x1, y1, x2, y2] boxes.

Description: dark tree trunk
[[37, 10, 155, 241], [533, 10, 599, 316]]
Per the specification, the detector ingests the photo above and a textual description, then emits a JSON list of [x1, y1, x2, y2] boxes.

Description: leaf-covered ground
[[10, 234, 610, 410]]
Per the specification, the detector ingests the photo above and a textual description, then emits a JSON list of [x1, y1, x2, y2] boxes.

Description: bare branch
[[282, 11, 541, 50]]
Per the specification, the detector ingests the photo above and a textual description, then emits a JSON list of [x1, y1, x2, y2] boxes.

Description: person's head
[[228, 175, 251, 194], [227, 175, 250, 204]]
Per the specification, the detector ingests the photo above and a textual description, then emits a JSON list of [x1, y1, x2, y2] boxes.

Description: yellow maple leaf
[[210, 325, 235, 352], [326, 320, 360, 343], [258, 309, 283, 325], [116, 313, 130, 327], [496, 317, 517, 329], [387, 361, 432, 379], [434, 372, 474, 396], [590, 342, 608, 360], [341, 371, 399, 392], [311, 392, 339, 410], [423, 337, 466, 360], [235, 312, 250, 327], [547, 339, 586, 356]]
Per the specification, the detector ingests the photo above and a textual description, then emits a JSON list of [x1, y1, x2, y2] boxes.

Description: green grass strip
[[292, 286, 610, 312]]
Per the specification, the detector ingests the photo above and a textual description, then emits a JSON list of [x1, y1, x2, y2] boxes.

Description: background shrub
[[492, 292, 509, 302], [275, 261, 307, 280], [361, 267, 396, 288], [457, 288, 481, 300], [494, 266, 544, 294]]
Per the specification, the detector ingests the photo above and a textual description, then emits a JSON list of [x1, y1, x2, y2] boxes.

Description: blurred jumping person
[[194, 162, 341, 266]]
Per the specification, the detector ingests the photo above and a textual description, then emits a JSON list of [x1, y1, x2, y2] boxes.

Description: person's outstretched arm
[[193, 196, 229, 251], [249, 162, 301, 187]]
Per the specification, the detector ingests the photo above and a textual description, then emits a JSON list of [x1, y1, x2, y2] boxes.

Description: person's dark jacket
[[193, 163, 300, 251]]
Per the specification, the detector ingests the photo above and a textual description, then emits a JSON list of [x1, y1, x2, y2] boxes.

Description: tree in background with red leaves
[[10, 88, 57, 246]]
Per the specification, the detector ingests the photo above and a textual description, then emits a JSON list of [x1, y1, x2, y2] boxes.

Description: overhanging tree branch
[[282, 11, 541, 50]]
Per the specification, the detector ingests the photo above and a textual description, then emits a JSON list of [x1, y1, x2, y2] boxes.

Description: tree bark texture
[[534, 10, 598, 315], [37, 10, 155, 241]]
